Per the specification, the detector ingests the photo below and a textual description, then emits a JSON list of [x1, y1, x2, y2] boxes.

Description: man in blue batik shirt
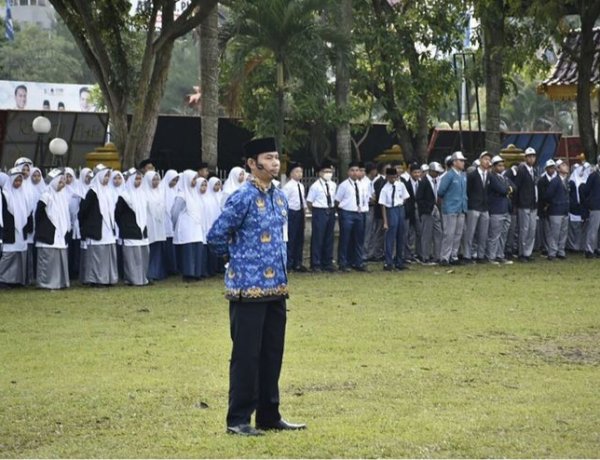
[[207, 137, 306, 437]]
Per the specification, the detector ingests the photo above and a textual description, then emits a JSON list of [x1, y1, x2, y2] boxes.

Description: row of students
[[0, 158, 230, 289]]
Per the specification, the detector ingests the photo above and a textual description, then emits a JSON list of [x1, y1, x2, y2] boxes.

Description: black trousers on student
[[227, 297, 287, 427]]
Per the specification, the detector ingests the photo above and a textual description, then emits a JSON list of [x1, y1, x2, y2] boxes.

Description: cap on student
[[525, 147, 536, 156], [421, 163, 430, 172], [429, 162, 444, 173], [93, 163, 109, 176], [287, 162, 302, 175], [45, 168, 64, 185], [348, 161, 361, 169], [124, 167, 139, 178], [479, 150, 492, 159], [8, 166, 23, 176], [14, 157, 33, 167], [545, 159, 556, 168], [491, 155, 504, 165], [444, 155, 453, 166], [138, 158, 154, 169], [555, 159, 565, 167], [385, 167, 398, 176], [243, 137, 277, 159], [451, 151, 467, 161], [316, 162, 334, 172], [409, 161, 420, 172], [473, 159, 480, 167]]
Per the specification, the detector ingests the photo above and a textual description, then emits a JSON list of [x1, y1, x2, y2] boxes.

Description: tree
[[199, 5, 219, 169], [0, 22, 90, 83], [353, 0, 467, 163], [334, 0, 352, 173], [222, 0, 334, 154], [49, 0, 218, 168]]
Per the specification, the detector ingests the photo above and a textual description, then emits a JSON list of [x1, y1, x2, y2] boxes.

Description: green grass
[[1, 255, 600, 458]]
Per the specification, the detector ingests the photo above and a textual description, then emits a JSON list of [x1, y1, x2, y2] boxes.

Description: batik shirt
[[207, 179, 289, 301]]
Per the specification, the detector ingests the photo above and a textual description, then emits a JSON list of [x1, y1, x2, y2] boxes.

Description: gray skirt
[[122, 245, 149, 286], [83, 244, 119, 285], [0, 251, 28, 286], [36, 247, 70, 290]]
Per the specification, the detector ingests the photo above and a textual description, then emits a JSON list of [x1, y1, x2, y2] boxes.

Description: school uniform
[[162, 170, 180, 275], [0, 172, 33, 287], [503, 166, 519, 257], [335, 178, 368, 270], [486, 171, 514, 261], [143, 171, 168, 281], [544, 173, 569, 258], [464, 167, 490, 261], [282, 178, 307, 270], [567, 167, 585, 251], [513, 163, 538, 259], [172, 170, 205, 280], [306, 177, 337, 271], [35, 172, 71, 289], [366, 174, 386, 261], [416, 174, 442, 262], [437, 167, 467, 263], [537, 172, 553, 254], [581, 170, 600, 256], [379, 180, 410, 269], [24, 167, 45, 283], [204, 177, 224, 276], [78, 168, 119, 286], [402, 177, 421, 261]]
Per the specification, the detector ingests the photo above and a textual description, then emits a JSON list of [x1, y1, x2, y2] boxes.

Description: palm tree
[[223, 0, 333, 153]]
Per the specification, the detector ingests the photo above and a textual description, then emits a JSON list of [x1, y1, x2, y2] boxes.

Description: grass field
[[1, 255, 600, 458]]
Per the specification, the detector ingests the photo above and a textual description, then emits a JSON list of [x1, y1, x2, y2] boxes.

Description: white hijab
[[39, 174, 71, 238], [204, 177, 223, 231], [179, 169, 202, 224], [143, 171, 165, 224], [162, 169, 179, 216], [110, 171, 125, 204], [197, 178, 212, 234], [26, 166, 46, 209], [222, 166, 246, 195], [3, 172, 30, 231], [121, 172, 148, 232], [89, 168, 115, 229], [77, 167, 93, 199]]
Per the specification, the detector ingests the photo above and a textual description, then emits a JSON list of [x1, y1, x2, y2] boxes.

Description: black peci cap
[[243, 137, 277, 159], [385, 168, 398, 176], [287, 162, 303, 175]]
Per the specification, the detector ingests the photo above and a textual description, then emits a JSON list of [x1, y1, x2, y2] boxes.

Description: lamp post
[[32, 116, 51, 166], [49, 138, 68, 167]]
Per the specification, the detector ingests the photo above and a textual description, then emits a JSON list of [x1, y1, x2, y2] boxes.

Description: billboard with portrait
[[0, 80, 100, 112]]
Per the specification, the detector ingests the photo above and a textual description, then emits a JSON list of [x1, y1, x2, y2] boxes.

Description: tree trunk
[[200, 4, 220, 169], [576, 1, 600, 159], [482, 1, 504, 155], [276, 61, 285, 153], [335, 0, 352, 173]]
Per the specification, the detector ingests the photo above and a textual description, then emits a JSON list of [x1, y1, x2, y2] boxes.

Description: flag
[[5, 0, 15, 42]]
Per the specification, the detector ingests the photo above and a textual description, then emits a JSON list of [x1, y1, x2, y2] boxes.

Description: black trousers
[[227, 298, 287, 427]]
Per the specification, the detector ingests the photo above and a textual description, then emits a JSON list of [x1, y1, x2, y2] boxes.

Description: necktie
[[433, 178, 437, 200], [324, 181, 332, 208], [354, 181, 360, 209], [297, 183, 303, 209], [482, 171, 486, 186], [391, 184, 396, 207]]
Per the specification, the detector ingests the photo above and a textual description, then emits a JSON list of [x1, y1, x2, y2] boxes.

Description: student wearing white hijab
[[221, 166, 246, 204], [0, 168, 34, 288], [171, 169, 205, 281], [204, 176, 224, 275], [35, 169, 71, 289], [75, 167, 93, 281], [115, 168, 150, 286], [143, 170, 167, 281], [78, 165, 119, 286], [162, 169, 179, 275], [197, 177, 212, 277], [63, 167, 81, 278], [109, 170, 126, 277], [24, 166, 45, 283]]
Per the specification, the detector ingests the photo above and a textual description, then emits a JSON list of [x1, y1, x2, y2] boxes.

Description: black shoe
[[311, 267, 322, 273], [339, 266, 351, 273], [294, 265, 309, 273], [462, 258, 475, 265], [526, 256, 535, 262], [353, 265, 369, 272], [585, 252, 595, 259], [440, 259, 449, 267], [256, 419, 307, 431], [227, 424, 264, 436], [395, 264, 408, 271], [547, 256, 556, 261], [323, 266, 337, 272], [557, 254, 566, 260], [383, 265, 394, 271], [518, 256, 529, 263], [476, 258, 488, 264], [449, 259, 462, 266]]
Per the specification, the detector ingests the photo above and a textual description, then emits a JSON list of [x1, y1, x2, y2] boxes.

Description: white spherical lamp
[[32, 116, 51, 134], [49, 138, 68, 156]]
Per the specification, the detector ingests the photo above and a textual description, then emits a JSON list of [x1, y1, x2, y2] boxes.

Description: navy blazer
[[466, 169, 489, 212], [514, 164, 538, 209], [544, 175, 569, 216], [487, 172, 513, 215], [582, 171, 600, 211], [416, 176, 437, 216]]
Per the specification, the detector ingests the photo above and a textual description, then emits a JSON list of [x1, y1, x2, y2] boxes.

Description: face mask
[[322, 173, 333, 182]]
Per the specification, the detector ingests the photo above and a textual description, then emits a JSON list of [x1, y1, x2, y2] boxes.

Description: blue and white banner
[[5, 0, 15, 41]]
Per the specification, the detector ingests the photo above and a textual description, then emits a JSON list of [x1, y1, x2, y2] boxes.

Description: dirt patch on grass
[[524, 332, 600, 366]]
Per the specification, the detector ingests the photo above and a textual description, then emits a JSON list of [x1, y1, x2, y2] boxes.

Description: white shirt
[[282, 179, 307, 212], [378, 180, 410, 208], [336, 178, 367, 212], [359, 177, 372, 211], [307, 178, 337, 209], [427, 174, 440, 200]]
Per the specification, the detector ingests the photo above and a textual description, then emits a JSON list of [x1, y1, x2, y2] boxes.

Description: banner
[[0, 80, 100, 112]]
